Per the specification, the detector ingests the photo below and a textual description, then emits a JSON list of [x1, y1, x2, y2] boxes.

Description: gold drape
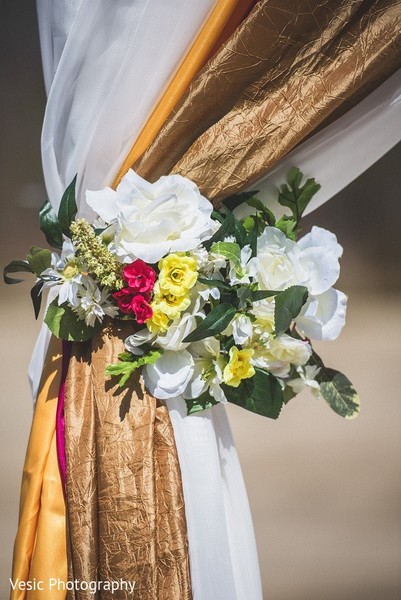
[[10, 339, 67, 600], [134, 0, 401, 202], [64, 322, 192, 600]]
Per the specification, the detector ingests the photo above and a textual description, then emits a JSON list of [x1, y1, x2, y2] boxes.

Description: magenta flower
[[112, 288, 135, 314], [123, 259, 156, 294], [131, 295, 153, 324]]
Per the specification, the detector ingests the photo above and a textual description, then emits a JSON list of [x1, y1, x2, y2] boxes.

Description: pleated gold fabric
[[64, 321, 192, 600], [10, 338, 67, 600], [134, 0, 401, 202]]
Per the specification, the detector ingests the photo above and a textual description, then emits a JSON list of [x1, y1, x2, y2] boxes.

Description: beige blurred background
[[1, 2, 400, 598]]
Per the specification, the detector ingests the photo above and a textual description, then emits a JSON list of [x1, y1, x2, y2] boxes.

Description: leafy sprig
[[105, 350, 163, 387]]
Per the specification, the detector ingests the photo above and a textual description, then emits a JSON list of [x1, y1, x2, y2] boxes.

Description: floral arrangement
[[4, 168, 359, 419]]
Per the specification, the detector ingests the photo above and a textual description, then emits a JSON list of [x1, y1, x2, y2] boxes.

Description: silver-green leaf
[[319, 369, 360, 419]]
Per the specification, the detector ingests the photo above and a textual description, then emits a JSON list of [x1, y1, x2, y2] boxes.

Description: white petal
[[183, 362, 208, 399], [299, 246, 340, 295], [232, 315, 253, 345], [296, 288, 347, 340], [85, 187, 118, 223], [143, 350, 194, 399], [125, 329, 154, 353], [156, 313, 196, 351], [298, 226, 343, 258]]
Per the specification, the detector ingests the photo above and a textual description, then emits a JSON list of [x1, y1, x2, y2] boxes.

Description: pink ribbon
[[56, 340, 72, 495]]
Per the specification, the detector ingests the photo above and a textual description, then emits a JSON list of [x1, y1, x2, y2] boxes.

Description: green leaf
[[296, 178, 321, 216], [283, 385, 297, 404], [27, 246, 52, 276], [185, 391, 219, 415], [222, 368, 284, 419], [236, 286, 252, 308], [277, 167, 321, 225], [3, 260, 33, 284], [311, 351, 360, 419], [44, 300, 101, 342], [246, 196, 276, 226], [105, 350, 162, 387], [250, 290, 278, 302], [210, 241, 241, 267], [245, 222, 259, 256], [234, 220, 248, 247], [58, 175, 78, 236], [204, 212, 236, 249], [183, 303, 236, 343], [117, 351, 137, 362], [39, 200, 63, 249], [275, 215, 297, 240], [319, 369, 360, 419], [30, 280, 44, 319], [197, 277, 232, 291], [287, 166, 303, 189], [221, 190, 259, 211], [274, 285, 308, 335]]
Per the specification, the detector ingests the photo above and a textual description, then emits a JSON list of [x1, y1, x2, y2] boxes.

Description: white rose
[[252, 333, 311, 377], [86, 170, 215, 264], [298, 226, 343, 295], [268, 334, 312, 366], [295, 288, 347, 341], [143, 350, 195, 399], [250, 227, 305, 291]]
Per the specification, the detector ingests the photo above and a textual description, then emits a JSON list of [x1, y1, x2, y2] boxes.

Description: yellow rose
[[158, 253, 198, 296], [146, 306, 170, 334], [223, 346, 255, 388], [153, 283, 191, 319]]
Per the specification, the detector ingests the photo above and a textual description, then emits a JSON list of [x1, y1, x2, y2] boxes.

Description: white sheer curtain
[[33, 2, 264, 599]]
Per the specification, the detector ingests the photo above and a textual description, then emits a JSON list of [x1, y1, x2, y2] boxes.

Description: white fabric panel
[[36, 0, 83, 95], [167, 399, 263, 600], [241, 69, 401, 218], [39, 0, 218, 219]]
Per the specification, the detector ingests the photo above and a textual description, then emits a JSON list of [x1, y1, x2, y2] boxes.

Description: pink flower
[[123, 259, 156, 294], [112, 288, 135, 314], [131, 295, 153, 324]]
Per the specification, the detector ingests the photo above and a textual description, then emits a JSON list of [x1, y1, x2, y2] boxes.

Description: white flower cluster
[[251, 226, 347, 341], [122, 221, 346, 403], [41, 239, 118, 327]]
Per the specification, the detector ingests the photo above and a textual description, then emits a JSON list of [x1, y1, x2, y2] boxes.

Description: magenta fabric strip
[[56, 339, 72, 494]]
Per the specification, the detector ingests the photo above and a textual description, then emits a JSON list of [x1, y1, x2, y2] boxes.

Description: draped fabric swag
[[134, 0, 401, 202], [10, 0, 401, 599]]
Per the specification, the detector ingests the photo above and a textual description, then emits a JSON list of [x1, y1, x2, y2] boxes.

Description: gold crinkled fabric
[[134, 0, 401, 203], [64, 321, 192, 600]]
